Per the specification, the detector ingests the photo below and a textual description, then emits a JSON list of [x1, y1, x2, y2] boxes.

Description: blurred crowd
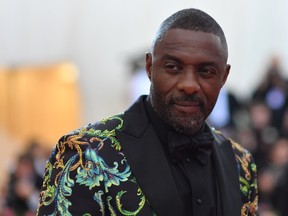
[[1, 57, 288, 215], [0, 140, 49, 216], [248, 58, 288, 216], [208, 57, 288, 216]]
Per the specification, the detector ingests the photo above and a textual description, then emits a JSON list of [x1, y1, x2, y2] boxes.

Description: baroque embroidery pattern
[[38, 115, 148, 215]]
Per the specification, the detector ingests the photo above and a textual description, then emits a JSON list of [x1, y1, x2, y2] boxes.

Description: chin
[[170, 116, 204, 135]]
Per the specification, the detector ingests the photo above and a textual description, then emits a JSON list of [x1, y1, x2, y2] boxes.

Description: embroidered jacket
[[37, 96, 258, 216]]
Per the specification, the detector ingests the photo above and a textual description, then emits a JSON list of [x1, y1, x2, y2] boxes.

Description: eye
[[199, 67, 216, 77], [164, 63, 182, 74]]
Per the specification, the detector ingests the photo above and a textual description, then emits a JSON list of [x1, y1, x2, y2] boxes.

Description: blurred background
[[0, 0, 288, 215]]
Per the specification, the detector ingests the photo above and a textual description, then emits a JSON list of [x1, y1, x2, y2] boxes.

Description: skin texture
[[146, 29, 230, 135]]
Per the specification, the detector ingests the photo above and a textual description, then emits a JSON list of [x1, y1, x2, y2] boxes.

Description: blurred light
[[58, 63, 79, 84]]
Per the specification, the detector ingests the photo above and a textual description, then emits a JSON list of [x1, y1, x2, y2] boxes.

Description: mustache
[[172, 95, 204, 105]]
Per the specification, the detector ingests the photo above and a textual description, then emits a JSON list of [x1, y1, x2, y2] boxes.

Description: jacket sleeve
[[36, 131, 108, 216], [231, 140, 258, 216]]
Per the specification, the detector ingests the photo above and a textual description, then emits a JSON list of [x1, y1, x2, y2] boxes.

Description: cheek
[[202, 84, 222, 105], [153, 76, 176, 96]]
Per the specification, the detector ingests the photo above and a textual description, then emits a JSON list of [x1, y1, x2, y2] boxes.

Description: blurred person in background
[[207, 87, 243, 138], [3, 154, 39, 215], [258, 138, 288, 216], [24, 140, 49, 190], [252, 57, 288, 131], [2, 139, 49, 216], [37, 8, 257, 216], [128, 49, 150, 103], [247, 101, 277, 170], [280, 108, 288, 137], [269, 138, 288, 216]]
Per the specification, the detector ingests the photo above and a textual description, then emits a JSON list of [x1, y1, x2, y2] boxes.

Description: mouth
[[173, 101, 200, 113]]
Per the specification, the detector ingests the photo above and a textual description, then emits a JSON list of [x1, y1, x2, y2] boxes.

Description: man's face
[[146, 29, 230, 135]]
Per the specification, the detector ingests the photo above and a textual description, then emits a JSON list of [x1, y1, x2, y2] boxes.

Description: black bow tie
[[168, 131, 214, 164]]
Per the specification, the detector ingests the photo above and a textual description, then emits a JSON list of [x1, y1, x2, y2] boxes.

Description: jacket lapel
[[115, 96, 185, 216], [211, 129, 242, 216]]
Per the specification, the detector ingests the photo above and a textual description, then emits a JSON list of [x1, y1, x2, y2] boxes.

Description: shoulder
[[49, 113, 126, 163], [211, 127, 254, 164], [67, 113, 125, 137], [211, 127, 257, 181], [58, 113, 125, 145]]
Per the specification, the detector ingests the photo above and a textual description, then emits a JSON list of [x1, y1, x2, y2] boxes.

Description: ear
[[221, 64, 230, 86], [145, 52, 152, 80]]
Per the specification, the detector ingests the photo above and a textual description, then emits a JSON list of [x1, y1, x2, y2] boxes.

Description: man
[[37, 8, 258, 216]]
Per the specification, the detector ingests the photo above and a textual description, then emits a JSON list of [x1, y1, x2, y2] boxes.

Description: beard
[[150, 84, 214, 135]]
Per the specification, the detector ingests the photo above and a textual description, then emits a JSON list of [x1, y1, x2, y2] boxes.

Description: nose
[[177, 70, 200, 94]]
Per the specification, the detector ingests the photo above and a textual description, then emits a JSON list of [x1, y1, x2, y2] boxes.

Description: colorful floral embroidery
[[76, 147, 131, 192], [37, 115, 150, 215], [116, 182, 146, 215], [231, 140, 258, 216]]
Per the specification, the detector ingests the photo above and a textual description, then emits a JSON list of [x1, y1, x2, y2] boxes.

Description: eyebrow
[[159, 54, 183, 63], [198, 61, 219, 67], [159, 54, 220, 68]]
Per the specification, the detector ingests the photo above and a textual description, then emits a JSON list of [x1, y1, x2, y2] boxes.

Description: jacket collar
[[116, 96, 186, 216]]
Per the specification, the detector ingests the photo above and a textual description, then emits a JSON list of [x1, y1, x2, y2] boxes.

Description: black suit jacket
[[37, 96, 258, 216]]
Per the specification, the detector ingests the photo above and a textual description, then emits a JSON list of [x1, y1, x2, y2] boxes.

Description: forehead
[[154, 29, 225, 62]]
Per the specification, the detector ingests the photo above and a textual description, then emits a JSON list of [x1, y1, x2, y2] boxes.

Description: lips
[[173, 100, 200, 113], [175, 100, 199, 106]]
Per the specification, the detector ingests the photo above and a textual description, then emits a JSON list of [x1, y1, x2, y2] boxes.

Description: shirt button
[[185, 157, 190, 163], [196, 198, 202, 205]]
